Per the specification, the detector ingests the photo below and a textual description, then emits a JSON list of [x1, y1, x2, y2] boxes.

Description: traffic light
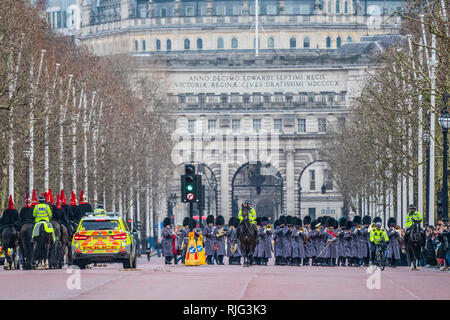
[[127, 218, 132, 230], [181, 164, 201, 203], [134, 220, 142, 231]]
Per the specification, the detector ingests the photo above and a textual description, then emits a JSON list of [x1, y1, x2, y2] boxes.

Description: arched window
[[184, 38, 190, 50], [166, 39, 172, 51], [290, 37, 296, 48], [336, 37, 341, 48], [336, 0, 340, 13], [197, 38, 203, 50], [134, 40, 139, 51], [156, 39, 161, 51], [231, 37, 238, 49], [346, 36, 352, 43], [267, 37, 274, 49], [217, 37, 224, 49], [142, 40, 146, 51], [326, 37, 331, 48], [303, 37, 310, 48], [344, 1, 348, 13], [328, 0, 331, 13]]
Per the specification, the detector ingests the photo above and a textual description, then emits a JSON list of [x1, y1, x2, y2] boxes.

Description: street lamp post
[[423, 131, 431, 225], [167, 193, 177, 224], [438, 92, 449, 224]]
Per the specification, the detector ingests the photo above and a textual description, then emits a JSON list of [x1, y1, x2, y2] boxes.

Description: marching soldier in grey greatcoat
[[336, 217, 347, 266], [274, 217, 284, 265], [213, 215, 226, 265], [292, 217, 306, 266], [254, 217, 262, 265], [177, 217, 191, 264], [284, 215, 294, 265], [351, 215, 362, 267], [162, 217, 175, 264], [343, 220, 354, 266], [226, 217, 235, 264], [302, 216, 312, 265], [232, 217, 242, 265], [257, 216, 272, 266], [317, 217, 326, 266], [203, 215, 216, 265], [310, 219, 319, 266], [386, 217, 401, 267], [322, 217, 337, 266], [361, 215, 372, 266]]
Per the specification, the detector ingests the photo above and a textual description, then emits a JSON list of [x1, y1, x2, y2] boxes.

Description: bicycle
[[375, 242, 387, 271]]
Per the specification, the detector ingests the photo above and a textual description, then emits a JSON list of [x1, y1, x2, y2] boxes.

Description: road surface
[[0, 257, 448, 300]]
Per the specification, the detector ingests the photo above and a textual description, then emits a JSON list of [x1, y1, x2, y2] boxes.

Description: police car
[[71, 212, 137, 269]]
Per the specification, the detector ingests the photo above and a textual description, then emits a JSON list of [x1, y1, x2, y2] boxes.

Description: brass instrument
[[395, 225, 400, 231], [358, 225, 362, 230], [216, 227, 225, 239], [230, 243, 237, 254], [368, 222, 375, 233], [266, 224, 272, 231], [299, 227, 304, 232]]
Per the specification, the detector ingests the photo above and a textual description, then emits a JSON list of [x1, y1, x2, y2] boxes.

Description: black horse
[[33, 222, 55, 270], [1, 225, 20, 270], [51, 220, 69, 269], [19, 223, 34, 270], [405, 220, 425, 271], [236, 208, 257, 267]]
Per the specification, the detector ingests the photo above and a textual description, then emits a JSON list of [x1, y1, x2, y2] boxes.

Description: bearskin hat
[[228, 216, 235, 226], [373, 216, 382, 224], [286, 215, 293, 225], [327, 217, 336, 228], [189, 218, 196, 230], [294, 217, 303, 227], [303, 215, 311, 225], [233, 218, 240, 228], [256, 217, 261, 226], [206, 215, 215, 225], [339, 217, 347, 227], [317, 216, 323, 224], [261, 216, 268, 224], [311, 219, 317, 230], [216, 215, 225, 226], [352, 215, 362, 225], [279, 215, 286, 225], [362, 215, 372, 225], [345, 220, 354, 230], [163, 217, 171, 227], [387, 217, 396, 227], [274, 220, 280, 228], [334, 218, 339, 228], [183, 217, 190, 227]]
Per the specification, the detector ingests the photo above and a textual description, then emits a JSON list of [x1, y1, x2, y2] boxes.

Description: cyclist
[[369, 222, 389, 265]]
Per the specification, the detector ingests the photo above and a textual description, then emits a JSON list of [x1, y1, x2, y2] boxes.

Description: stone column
[[207, 0, 213, 16], [242, 0, 248, 16], [81, 1, 92, 27], [279, 0, 285, 15], [220, 160, 230, 220], [121, 0, 131, 20], [175, 0, 181, 16], [286, 141, 295, 216]]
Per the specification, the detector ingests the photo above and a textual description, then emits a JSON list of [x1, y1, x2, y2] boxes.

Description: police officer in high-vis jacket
[[369, 222, 389, 262], [33, 196, 52, 223], [405, 204, 422, 239], [238, 200, 257, 239]]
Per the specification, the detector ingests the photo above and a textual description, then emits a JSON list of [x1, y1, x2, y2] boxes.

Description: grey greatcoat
[[316, 229, 325, 258], [274, 226, 283, 257], [227, 228, 241, 257], [203, 225, 215, 256], [360, 227, 370, 258], [323, 229, 338, 259], [162, 227, 174, 257], [387, 229, 401, 259], [343, 230, 353, 258], [335, 228, 345, 259], [309, 230, 318, 257], [213, 227, 227, 256], [293, 229, 306, 258], [257, 227, 272, 258], [177, 227, 190, 258], [351, 227, 362, 258], [282, 226, 292, 258], [226, 228, 234, 257], [303, 228, 312, 258]]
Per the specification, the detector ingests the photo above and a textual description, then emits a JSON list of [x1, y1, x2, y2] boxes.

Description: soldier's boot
[[353, 257, 360, 267], [237, 257, 241, 265], [325, 258, 331, 266], [392, 259, 397, 268], [217, 255, 224, 265], [264, 258, 268, 266], [303, 258, 309, 266], [275, 256, 279, 265], [311, 257, 317, 266], [331, 258, 337, 266], [388, 258, 393, 267], [206, 255, 213, 265], [296, 257, 301, 266]]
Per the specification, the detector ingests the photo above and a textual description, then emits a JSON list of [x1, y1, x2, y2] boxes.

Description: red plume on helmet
[[8, 195, 14, 210], [56, 194, 62, 209], [79, 189, 85, 204], [60, 190, 67, 206], [25, 192, 31, 208], [31, 189, 38, 206], [70, 191, 77, 206], [48, 189, 54, 205]]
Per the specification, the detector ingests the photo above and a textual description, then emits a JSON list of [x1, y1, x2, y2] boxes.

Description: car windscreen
[[81, 220, 120, 230]]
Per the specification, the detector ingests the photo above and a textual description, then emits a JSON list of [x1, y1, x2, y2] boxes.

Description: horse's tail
[[1, 226, 16, 249]]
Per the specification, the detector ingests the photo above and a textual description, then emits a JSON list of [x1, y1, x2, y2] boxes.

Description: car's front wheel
[[123, 255, 132, 269]]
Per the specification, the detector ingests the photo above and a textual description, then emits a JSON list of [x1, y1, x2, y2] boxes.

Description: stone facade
[[73, 0, 405, 223]]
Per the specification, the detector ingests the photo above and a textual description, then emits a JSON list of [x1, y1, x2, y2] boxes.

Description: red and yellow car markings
[[76, 229, 124, 253]]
